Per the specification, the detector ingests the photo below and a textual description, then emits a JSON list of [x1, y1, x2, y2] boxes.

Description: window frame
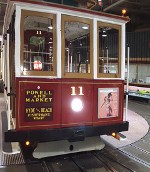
[[61, 14, 93, 78], [97, 22, 121, 78], [20, 10, 57, 76]]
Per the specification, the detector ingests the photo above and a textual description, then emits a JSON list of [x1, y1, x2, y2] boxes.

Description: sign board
[[34, 61, 42, 70], [98, 88, 119, 118], [25, 90, 53, 122]]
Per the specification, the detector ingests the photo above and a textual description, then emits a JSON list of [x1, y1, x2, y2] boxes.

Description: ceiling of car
[[0, 0, 150, 36]]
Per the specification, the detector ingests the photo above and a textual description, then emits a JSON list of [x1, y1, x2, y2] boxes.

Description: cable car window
[[97, 22, 121, 78], [20, 10, 56, 76], [62, 15, 93, 78]]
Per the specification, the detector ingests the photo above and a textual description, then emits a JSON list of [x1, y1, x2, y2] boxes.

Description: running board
[[33, 136, 105, 159]]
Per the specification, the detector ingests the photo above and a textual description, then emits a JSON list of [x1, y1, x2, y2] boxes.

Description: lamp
[[122, 9, 127, 16], [48, 19, 53, 29], [102, 29, 107, 37]]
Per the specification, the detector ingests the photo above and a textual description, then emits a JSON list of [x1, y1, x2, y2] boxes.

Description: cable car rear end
[[1, 0, 129, 160]]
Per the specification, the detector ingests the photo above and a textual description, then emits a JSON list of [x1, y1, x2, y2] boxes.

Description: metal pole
[[66, 48, 69, 72], [125, 46, 130, 121], [106, 48, 108, 73], [70, 55, 72, 72]]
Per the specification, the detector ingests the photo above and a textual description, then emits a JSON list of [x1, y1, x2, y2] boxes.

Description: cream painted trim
[[15, 6, 21, 77], [6, 34, 11, 130], [121, 23, 126, 80], [56, 12, 62, 78], [93, 18, 97, 79]]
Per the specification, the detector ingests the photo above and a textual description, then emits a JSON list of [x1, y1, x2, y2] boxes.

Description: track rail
[[38, 151, 136, 172], [1, 149, 149, 171]]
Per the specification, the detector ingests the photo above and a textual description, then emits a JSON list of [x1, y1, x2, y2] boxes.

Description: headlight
[[71, 98, 83, 112]]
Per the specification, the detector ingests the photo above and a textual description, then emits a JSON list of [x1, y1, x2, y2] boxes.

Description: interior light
[[102, 34, 107, 37], [82, 26, 89, 30], [71, 98, 83, 112], [48, 26, 53, 29], [102, 30, 107, 37]]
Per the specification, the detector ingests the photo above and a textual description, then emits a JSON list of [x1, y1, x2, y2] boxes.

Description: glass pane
[[98, 26, 119, 74], [23, 15, 54, 72], [64, 21, 90, 73]]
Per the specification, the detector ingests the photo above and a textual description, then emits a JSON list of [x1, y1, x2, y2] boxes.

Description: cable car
[[1, 0, 129, 160]]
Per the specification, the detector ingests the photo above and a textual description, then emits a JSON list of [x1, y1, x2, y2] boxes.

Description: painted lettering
[[26, 108, 35, 113], [41, 108, 52, 113], [71, 86, 84, 96], [25, 90, 53, 122]]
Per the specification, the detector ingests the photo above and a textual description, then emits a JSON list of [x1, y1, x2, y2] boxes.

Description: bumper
[[5, 121, 129, 142]]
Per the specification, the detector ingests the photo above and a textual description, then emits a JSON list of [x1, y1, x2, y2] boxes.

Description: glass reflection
[[64, 21, 90, 73], [98, 26, 119, 74], [23, 16, 54, 72]]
